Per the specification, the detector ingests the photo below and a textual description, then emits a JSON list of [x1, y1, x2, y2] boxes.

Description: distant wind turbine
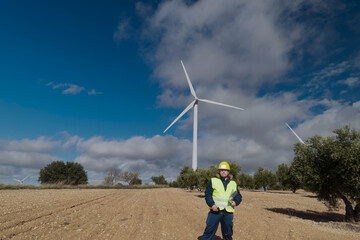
[[286, 123, 305, 145], [14, 176, 30, 184], [164, 60, 244, 170]]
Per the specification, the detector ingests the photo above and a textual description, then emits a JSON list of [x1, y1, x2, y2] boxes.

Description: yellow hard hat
[[218, 161, 230, 170]]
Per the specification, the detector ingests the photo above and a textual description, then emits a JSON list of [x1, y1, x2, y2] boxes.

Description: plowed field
[[1, 188, 360, 239]]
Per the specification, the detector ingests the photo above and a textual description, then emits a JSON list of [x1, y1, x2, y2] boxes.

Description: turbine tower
[[164, 61, 244, 170], [286, 123, 305, 145]]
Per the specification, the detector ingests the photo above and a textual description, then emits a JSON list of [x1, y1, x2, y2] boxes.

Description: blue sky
[[0, 0, 160, 139], [1, 0, 360, 185]]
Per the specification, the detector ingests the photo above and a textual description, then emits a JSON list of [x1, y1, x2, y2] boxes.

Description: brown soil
[[0, 188, 359, 239]]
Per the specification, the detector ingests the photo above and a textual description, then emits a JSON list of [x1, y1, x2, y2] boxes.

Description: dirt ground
[[1, 188, 360, 240]]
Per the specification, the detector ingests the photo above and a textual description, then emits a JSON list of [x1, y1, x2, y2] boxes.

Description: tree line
[[167, 162, 297, 192]]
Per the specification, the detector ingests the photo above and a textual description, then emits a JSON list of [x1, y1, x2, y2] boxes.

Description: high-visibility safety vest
[[211, 177, 237, 213]]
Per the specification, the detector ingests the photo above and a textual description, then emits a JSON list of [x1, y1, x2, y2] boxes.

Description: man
[[201, 161, 242, 240]]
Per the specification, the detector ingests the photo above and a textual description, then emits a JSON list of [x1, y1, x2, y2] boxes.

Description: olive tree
[[292, 125, 360, 222], [229, 161, 242, 181], [151, 175, 168, 185], [254, 167, 277, 191], [196, 165, 218, 190], [238, 173, 255, 189], [177, 166, 197, 189], [287, 164, 302, 193], [38, 161, 88, 185], [276, 163, 290, 190], [276, 163, 301, 192]]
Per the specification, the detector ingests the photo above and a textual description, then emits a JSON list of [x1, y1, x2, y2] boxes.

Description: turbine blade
[[164, 100, 196, 133], [22, 176, 29, 182], [286, 123, 305, 145], [180, 60, 197, 98], [198, 98, 244, 110]]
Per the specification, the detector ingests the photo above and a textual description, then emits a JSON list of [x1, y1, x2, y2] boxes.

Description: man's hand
[[231, 201, 236, 207], [211, 205, 218, 212]]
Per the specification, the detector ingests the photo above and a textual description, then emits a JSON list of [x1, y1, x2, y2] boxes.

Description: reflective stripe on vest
[[211, 177, 237, 213]]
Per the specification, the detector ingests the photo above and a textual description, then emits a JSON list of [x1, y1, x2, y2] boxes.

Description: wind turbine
[[14, 176, 30, 184], [286, 123, 305, 145], [164, 60, 244, 170]]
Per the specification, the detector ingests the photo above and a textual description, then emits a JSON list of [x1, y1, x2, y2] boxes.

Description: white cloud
[[304, 61, 358, 99], [62, 84, 85, 95], [353, 101, 360, 109], [46, 82, 85, 95], [0, 135, 68, 184], [0, 136, 65, 184], [136, 2, 153, 17], [339, 77, 360, 87], [0, 136, 60, 153], [312, 61, 349, 82], [75, 135, 191, 172], [114, 17, 131, 41], [143, 0, 303, 93], [58, 131, 83, 149], [53, 83, 68, 89], [88, 89, 103, 95], [197, 134, 292, 173], [140, 0, 358, 102], [0, 151, 60, 168], [296, 101, 360, 138]]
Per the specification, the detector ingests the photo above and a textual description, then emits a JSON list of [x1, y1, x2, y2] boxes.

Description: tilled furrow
[[11, 190, 132, 240], [0, 191, 113, 224], [0, 193, 117, 239], [83, 190, 144, 240]]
